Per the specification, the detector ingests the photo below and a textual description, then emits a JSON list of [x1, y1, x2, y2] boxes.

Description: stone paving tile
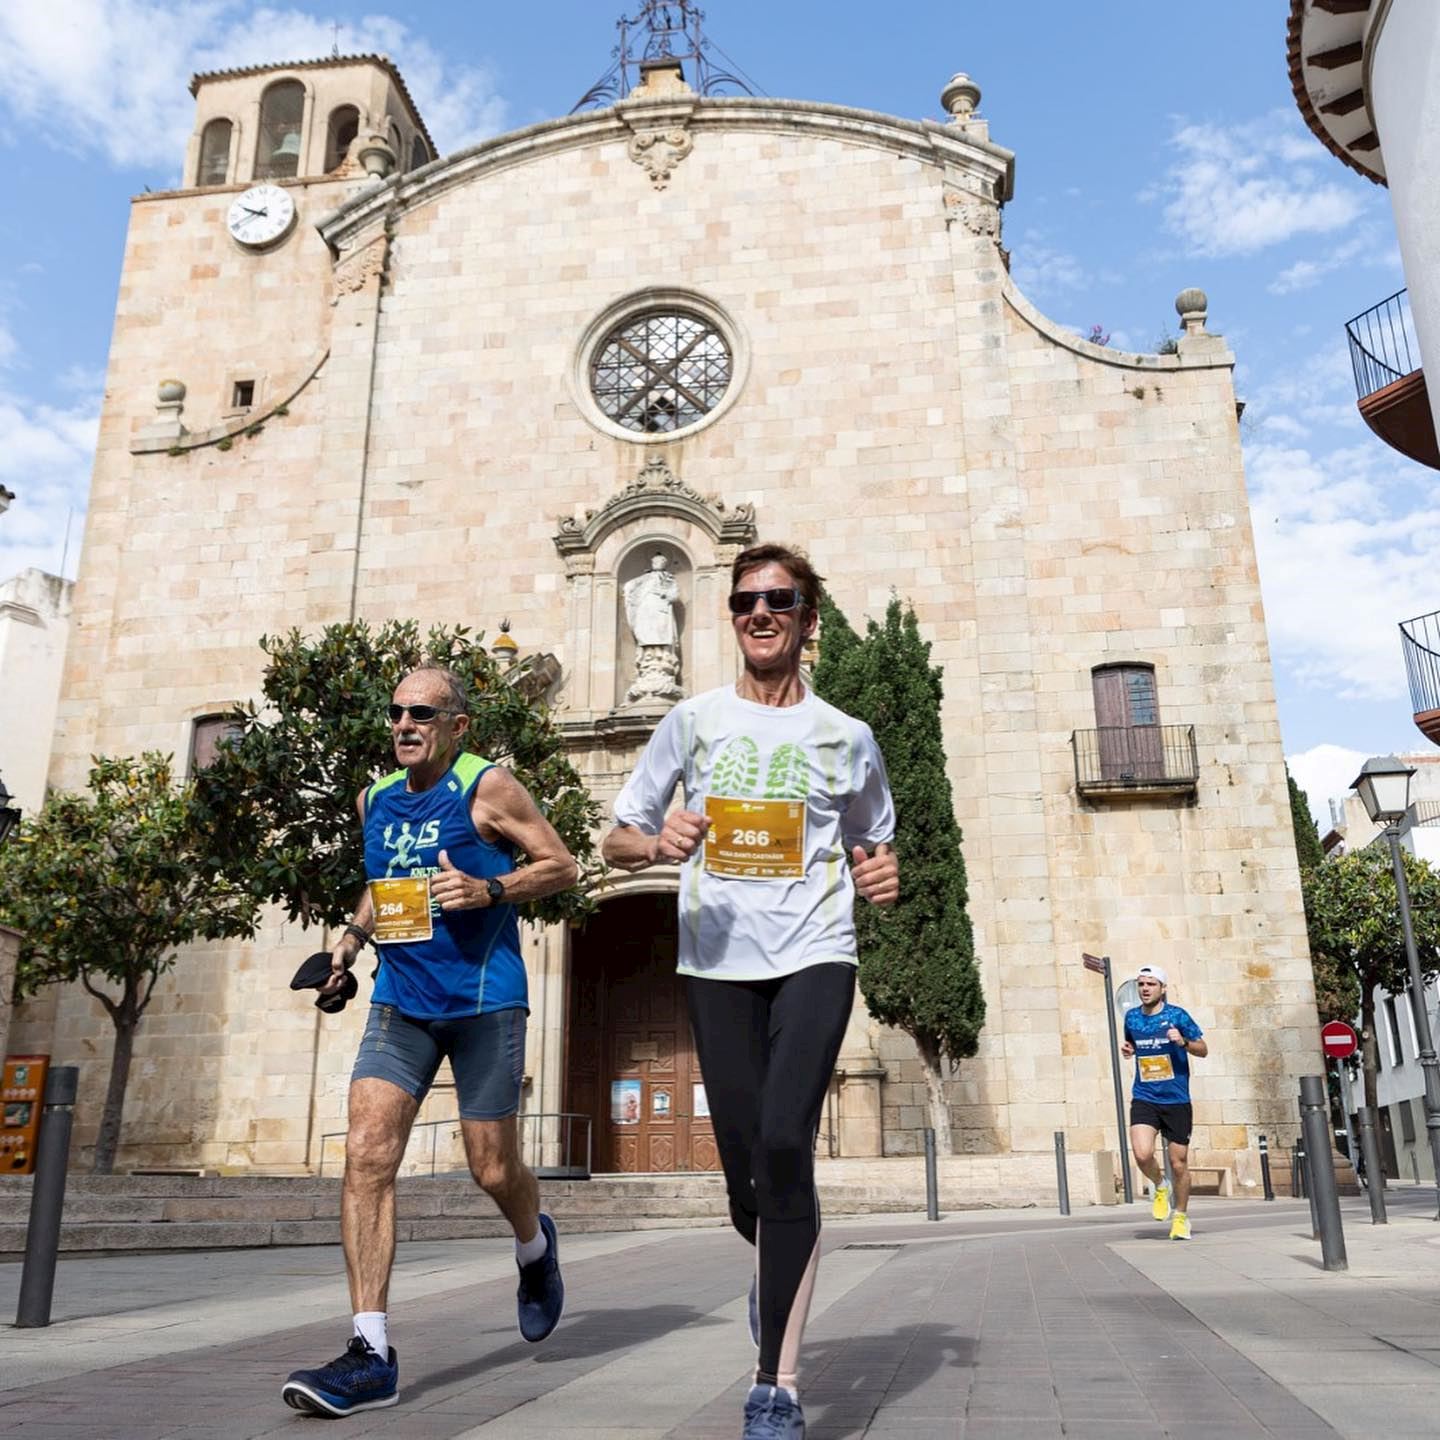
[[0, 1216, 1347, 1438]]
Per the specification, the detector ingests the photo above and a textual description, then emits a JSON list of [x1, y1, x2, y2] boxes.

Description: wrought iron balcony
[[1346, 289, 1439, 470], [1071, 725, 1199, 800], [1401, 609, 1440, 746]]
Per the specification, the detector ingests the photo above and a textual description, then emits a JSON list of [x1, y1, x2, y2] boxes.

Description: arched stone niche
[[553, 454, 756, 723], [615, 538, 692, 710]]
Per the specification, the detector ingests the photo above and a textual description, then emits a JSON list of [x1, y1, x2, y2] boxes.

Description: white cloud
[[1011, 233, 1090, 300], [0, 3, 505, 174], [1246, 432, 1440, 703], [1268, 226, 1403, 296], [1287, 742, 1368, 828], [1153, 111, 1370, 257], [0, 387, 98, 583]]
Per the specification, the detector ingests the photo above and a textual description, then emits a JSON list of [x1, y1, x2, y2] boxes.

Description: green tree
[[1287, 766, 1359, 1025], [813, 594, 985, 1154], [192, 619, 598, 929], [1303, 845, 1440, 1112], [0, 755, 258, 1173]]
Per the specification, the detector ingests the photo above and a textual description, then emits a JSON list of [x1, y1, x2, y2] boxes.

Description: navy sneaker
[[281, 1336, 398, 1417], [743, 1383, 806, 1438], [748, 1273, 759, 1349], [516, 1212, 564, 1342]]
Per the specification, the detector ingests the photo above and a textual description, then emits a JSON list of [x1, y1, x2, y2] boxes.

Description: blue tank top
[[363, 753, 527, 1019]]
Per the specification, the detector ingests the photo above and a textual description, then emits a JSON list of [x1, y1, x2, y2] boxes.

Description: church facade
[[14, 51, 1320, 1197]]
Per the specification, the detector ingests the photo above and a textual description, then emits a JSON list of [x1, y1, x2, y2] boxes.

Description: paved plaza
[[2, 1190, 1438, 1438]]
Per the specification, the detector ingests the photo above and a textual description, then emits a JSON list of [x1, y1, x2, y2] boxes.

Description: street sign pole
[[1087, 953, 1134, 1205], [1337, 1059, 1358, 1172], [1320, 1023, 1361, 1173]]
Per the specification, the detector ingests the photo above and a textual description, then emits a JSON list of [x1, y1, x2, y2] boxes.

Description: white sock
[[353, 1312, 388, 1356], [516, 1225, 548, 1266]]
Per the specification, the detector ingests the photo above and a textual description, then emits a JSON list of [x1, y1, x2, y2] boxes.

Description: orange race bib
[[704, 797, 806, 880], [1137, 1054, 1175, 1083], [368, 876, 434, 944]]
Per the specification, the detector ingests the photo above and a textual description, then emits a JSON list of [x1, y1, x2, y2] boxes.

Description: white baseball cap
[[1136, 965, 1168, 985]]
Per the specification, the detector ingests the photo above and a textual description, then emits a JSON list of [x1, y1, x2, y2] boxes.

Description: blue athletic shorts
[[350, 1003, 526, 1120]]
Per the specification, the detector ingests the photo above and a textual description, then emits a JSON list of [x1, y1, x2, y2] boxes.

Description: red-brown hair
[[731, 543, 824, 610]]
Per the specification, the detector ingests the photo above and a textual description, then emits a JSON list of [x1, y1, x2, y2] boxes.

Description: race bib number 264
[[368, 876, 433, 944]]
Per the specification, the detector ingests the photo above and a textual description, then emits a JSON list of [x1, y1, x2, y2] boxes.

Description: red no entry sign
[[1321, 1020, 1358, 1059]]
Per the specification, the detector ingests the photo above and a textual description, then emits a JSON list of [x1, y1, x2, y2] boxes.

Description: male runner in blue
[[282, 666, 578, 1417], [1121, 964, 1207, 1239]]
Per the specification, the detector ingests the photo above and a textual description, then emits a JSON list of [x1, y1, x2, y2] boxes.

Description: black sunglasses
[[386, 703, 455, 724], [727, 587, 803, 616]]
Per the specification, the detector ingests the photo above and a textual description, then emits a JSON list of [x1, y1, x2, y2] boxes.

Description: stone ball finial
[[157, 379, 186, 404], [1175, 288, 1208, 318], [1175, 287, 1208, 337], [941, 73, 981, 120]]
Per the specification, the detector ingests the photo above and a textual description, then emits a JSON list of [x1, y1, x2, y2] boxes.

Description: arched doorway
[[566, 891, 718, 1173]]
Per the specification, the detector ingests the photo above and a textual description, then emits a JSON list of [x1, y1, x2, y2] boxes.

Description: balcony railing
[[1346, 289, 1439, 469], [1401, 609, 1440, 745], [1348, 289, 1419, 401], [1071, 725, 1198, 798]]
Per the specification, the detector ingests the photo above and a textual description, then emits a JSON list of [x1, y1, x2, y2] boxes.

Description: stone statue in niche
[[622, 553, 683, 705]]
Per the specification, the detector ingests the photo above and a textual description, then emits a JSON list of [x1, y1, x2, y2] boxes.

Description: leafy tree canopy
[[193, 619, 599, 929]]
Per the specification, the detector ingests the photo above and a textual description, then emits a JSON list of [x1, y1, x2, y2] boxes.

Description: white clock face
[[226, 184, 297, 248]]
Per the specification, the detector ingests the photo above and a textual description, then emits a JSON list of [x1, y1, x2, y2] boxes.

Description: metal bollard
[[1357, 1106, 1387, 1225], [1292, 1138, 1304, 1199], [1054, 1131, 1070, 1216], [1299, 1075, 1347, 1271], [16, 1066, 79, 1328], [1413, 1152, 1421, 1185], [923, 1127, 939, 1222], [1258, 1133, 1275, 1202]]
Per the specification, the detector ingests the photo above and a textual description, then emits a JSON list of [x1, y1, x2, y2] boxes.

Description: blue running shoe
[[748, 1272, 759, 1349], [281, 1336, 398, 1417], [516, 1212, 564, 1342], [743, 1383, 806, 1438]]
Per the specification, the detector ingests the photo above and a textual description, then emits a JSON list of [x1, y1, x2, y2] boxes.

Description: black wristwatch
[[485, 877, 506, 905]]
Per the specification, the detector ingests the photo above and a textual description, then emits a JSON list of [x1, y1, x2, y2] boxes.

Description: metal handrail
[[1401, 609, 1440, 719], [1071, 724, 1198, 789], [1347, 289, 1420, 402], [317, 1110, 592, 1179]]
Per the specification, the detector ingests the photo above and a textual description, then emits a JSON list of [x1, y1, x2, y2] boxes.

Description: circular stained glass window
[[589, 310, 733, 434]]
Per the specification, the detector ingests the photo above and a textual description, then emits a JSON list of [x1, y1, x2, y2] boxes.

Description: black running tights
[[686, 963, 856, 1389]]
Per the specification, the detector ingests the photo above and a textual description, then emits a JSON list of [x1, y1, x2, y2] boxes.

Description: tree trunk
[[915, 1033, 954, 1156], [93, 1004, 139, 1175], [1360, 988, 1379, 1115]]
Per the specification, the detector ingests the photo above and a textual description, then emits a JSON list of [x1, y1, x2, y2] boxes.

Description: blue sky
[[0, 1, 1432, 818]]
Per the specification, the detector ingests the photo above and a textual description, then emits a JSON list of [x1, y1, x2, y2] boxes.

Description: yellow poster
[[368, 876, 434, 944], [704, 796, 806, 880]]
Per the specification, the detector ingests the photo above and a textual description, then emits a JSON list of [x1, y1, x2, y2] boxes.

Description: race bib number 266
[[703, 797, 806, 880]]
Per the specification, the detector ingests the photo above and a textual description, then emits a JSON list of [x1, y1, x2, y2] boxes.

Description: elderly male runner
[[603, 543, 899, 1439], [282, 667, 578, 1417], [1121, 963, 1207, 1240]]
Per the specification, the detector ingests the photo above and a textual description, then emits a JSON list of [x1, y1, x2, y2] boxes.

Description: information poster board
[[0, 1055, 49, 1176]]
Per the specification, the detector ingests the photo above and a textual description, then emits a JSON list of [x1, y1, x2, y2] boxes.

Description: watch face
[[226, 184, 297, 248]]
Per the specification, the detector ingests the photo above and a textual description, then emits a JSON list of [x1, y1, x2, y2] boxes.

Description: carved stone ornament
[[944, 188, 1001, 237], [627, 128, 694, 190], [334, 234, 389, 297], [554, 453, 756, 561]]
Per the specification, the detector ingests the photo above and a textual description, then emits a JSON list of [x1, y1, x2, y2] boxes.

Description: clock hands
[[240, 206, 269, 218]]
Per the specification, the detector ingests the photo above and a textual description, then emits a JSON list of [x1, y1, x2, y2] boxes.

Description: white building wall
[[1370, 0, 1440, 438], [0, 569, 73, 815]]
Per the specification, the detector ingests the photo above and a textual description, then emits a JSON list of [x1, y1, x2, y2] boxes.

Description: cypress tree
[[813, 594, 985, 1153]]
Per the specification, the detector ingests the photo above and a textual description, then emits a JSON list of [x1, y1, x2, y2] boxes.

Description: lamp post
[[1352, 755, 1440, 1216], [0, 774, 20, 847]]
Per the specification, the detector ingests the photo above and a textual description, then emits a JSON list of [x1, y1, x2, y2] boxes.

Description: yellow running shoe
[[1169, 1211, 1191, 1241], [1151, 1182, 1171, 1222]]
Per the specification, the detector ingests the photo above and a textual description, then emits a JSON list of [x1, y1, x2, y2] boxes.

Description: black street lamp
[[0, 774, 19, 846], [1352, 755, 1440, 1216]]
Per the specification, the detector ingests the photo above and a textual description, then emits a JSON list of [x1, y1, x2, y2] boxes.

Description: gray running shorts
[[350, 1003, 526, 1120]]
